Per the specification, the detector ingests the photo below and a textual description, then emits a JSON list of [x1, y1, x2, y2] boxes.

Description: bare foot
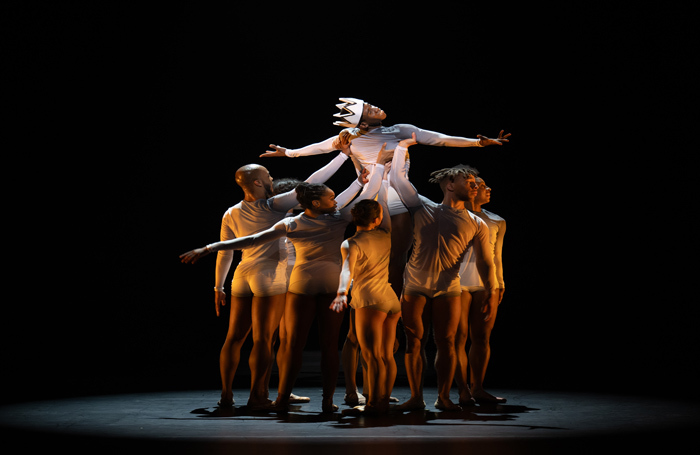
[[394, 397, 426, 411], [322, 398, 339, 413], [218, 393, 234, 407], [473, 389, 507, 404], [271, 396, 289, 413], [434, 397, 462, 412], [247, 398, 273, 411]]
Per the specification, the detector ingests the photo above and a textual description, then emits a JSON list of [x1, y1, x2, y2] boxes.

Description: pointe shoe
[[343, 392, 366, 406], [289, 393, 311, 404], [341, 405, 365, 416]]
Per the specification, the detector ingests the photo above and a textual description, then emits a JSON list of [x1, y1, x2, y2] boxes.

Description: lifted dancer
[[261, 97, 509, 298]]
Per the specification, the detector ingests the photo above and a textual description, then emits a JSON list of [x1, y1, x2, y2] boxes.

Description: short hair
[[273, 177, 302, 195], [295, 182, 329, 209], [428, 164, 479, 185], [350, 199, 381, 227]]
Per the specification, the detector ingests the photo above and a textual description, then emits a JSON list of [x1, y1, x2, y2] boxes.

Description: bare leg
[[396, 293, 428, 410], [273, 292, 316, 410], [389, 212, 412, 299], [275, 313, 309, 404], [468, 290, 505, 403], [219, 296, 252, 406], [455, 290, 475, 405], [341, 309, 365, 406], [432, 295, 462, 411], [247, 293, 286, 408], [316, 293, 345, 413], [355, 307, 388, 411], [382, 311, 402, 412]]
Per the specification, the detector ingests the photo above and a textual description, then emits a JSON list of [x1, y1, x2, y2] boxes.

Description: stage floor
[[1, 386, 698, 455]]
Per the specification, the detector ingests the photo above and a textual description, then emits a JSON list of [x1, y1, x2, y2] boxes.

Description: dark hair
[[295, 182, 329, 209], [428, 164, 479, 184], [273, 177, 302, 195], [351, 199, 381, 227]]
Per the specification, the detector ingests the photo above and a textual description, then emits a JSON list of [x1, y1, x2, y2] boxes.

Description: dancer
[[331, 145, 400, 414], [389, 134, 499, 412], [204, 150, 351, 409], [181, 163, 383, 413], [455, 176, 507, 405], [261, 97, 509, 298]]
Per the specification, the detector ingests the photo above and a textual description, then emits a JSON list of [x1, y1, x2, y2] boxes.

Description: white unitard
[[389, 145, 497, 297], [216, 153, 350, 297], [209, 164, 385, 296], [459, 208, 506, 291], [283, 124, 483, 215], [346, 181, 400, 313]]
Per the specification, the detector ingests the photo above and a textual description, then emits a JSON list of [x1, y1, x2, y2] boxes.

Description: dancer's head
[[429, 165, 479, 201], [350, 199, 383, 229], [272, 177, 302, 195], [474, 177, 492, 206], [295, 182, 337, 214], [235, 164, 274, 198]]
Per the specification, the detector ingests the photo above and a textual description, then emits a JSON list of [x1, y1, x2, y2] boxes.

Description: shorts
[[230, 262, 288, 297]]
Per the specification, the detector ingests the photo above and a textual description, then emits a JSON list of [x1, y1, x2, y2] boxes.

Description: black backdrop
[[3, 3, 697, 404]]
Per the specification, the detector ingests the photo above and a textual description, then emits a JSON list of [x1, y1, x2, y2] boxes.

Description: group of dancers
[[180, 98, 509, 414]]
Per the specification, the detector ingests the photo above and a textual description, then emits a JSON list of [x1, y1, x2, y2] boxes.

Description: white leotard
[[389, 145, 496, 296], [459, 208, 506, 290], [215, 153, 349, 296], [347, 228, 400, 313], [210, 164, 385, 296]]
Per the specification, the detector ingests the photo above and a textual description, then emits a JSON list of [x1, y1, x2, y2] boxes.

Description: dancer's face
[[313, 188, 338, 214], [361, 103, 386, 125], [259, 169, 275, 198], [452, 174, 479, 202], [474, 178, 491, 205]]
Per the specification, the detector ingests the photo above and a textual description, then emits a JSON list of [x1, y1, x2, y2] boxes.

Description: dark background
[[3, 3, 697, 404]]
